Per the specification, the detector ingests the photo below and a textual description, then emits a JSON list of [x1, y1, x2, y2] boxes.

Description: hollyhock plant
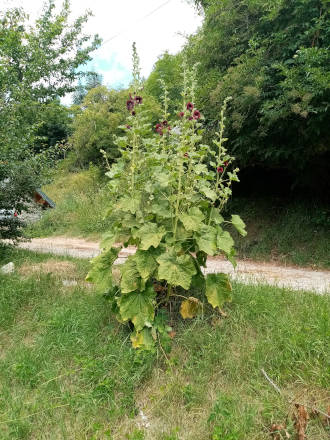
[[87, 44, 246, 351], [135, 96, 143, 104]]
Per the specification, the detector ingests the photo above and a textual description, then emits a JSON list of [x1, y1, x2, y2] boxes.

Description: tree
[[185, 0, 330, 190], [70, 86, 126, 167], [72, 71, 103, 105], [144, 52, 183, 114], [0, 0, 100, 240], [70, 86, 161, 167], [33, 99, 72, 153]]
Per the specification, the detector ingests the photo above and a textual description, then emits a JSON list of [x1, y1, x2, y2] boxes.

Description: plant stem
[[173, 161, 183, 239]]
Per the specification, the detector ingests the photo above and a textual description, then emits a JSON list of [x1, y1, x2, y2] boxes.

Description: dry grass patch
[[19, 259, 78, 280]]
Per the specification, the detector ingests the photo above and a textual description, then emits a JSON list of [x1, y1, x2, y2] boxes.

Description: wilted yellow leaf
[[180, 297, 202, 319]]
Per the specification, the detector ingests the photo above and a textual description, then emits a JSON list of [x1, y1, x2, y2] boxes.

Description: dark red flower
[[184, 153, 189, 158], [135, 96, 143, 104], [193, 110, 201, 120], [179, 111, 184, 118], [224, 161, 229, 167], [14, 211, 18, 217], [155, 123, 163, 135], [167, 126, 171, 131], [126, 125, 131, 129], [186, 102, 194, 111], [162, 120, 168, 126], [217, 167, 224, 173], [188, 116, 193, 121], [131, 111, 136, 116], [126, 99, 134, 111]]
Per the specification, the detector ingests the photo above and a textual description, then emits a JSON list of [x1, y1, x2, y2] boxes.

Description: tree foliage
[[0, 0, 100, 239], [145, 52, 183, 114], [70, 86, 161, 168], [184, 0, 330, 189]]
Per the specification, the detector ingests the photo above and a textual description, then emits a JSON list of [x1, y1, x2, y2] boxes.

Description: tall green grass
[[28, 166, 112, 238]]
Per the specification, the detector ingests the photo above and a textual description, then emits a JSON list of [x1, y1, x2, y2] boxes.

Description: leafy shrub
[[87, 46, 246, 349]]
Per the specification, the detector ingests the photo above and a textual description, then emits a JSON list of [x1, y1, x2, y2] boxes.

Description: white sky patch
[[6, 0, 203, 103]]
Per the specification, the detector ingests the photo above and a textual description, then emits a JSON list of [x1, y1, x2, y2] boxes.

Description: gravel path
[[17, 236, 330, 294]]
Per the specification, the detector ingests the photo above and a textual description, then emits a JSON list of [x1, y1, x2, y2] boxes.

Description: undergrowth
[[228, 197, 330, 269]]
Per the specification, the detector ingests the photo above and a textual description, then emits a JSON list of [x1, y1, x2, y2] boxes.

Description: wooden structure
[[33, 189, 56, 209]]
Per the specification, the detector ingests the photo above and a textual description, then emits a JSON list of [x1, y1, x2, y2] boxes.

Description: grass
[[0, 248, 329, 439], [27, 166, 112, 239], [227, 197, 330, 269], [28, 167, 330, 269]]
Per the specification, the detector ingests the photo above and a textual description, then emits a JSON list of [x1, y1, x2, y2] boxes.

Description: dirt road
[[17, 236, 330, 294]]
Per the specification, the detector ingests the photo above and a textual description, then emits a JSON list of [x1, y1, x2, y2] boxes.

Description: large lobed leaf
[[86, 247, 119, 292], [156, 251, 197, 290], [179, 207, 205, 232], [130, 327, 155, 349], [120, 256, 144, 294], [195, 225, 217, 256], [231, 214, 247, 236], [205, 273, 232, 309], [118, 285, 156, 331], [217, 228, 234, 255], [134, 223, 166, 250], [133, 249, 158, 280], [180, 297, 203, 319]]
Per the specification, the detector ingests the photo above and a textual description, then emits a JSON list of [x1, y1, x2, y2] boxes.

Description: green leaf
[[209, 209, 224, 225], [150, 200, 172, 218], [133, 249, 158, 280], [134, 223, 166, 250], [116, 196, 140, 214], [156, 172, 170, 187], [179, 207, 205, 232], [86, 247, 119, 292], [196, 250, 207, 267], [227, 247, 237, 268], [100, 231, 116, 250], [130, 327, 155, 349], [118, 285, 156, 331], [195, 163, 208, 174], [205, 273, 232, 309], [217, 229, 235, 255], [156, 251, 197, 290], [195, 225, 217, 256], [231, 215, 247, 236], [200, 185, 217, 201], [120, 256, 143, 294]]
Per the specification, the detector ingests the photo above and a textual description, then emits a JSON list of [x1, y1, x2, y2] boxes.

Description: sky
[[4, 0, 203, 96]]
